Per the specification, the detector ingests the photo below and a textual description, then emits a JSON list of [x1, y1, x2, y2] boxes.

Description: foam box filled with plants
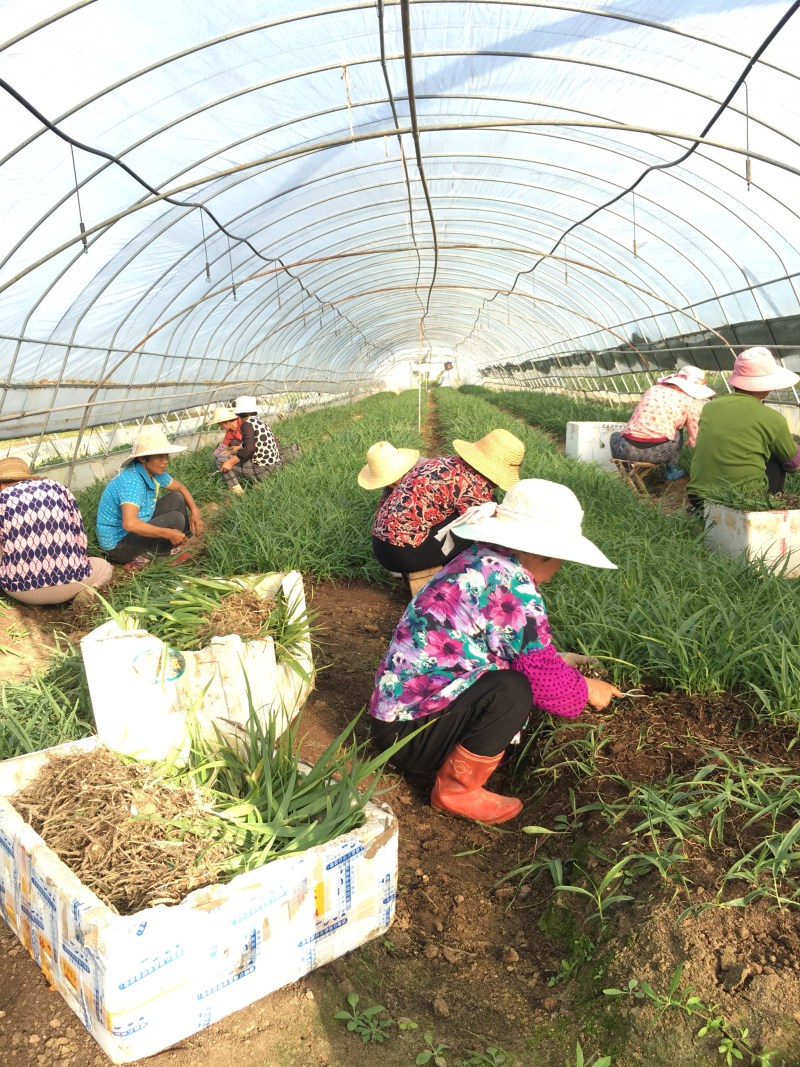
[[0, 705, 399, 1064], [703, 487, 800, 577], [80, 570, 315, 761]]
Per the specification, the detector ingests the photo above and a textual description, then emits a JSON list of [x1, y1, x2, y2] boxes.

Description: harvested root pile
[[12, 748, 234, 915], [197, 589, 275, 644]]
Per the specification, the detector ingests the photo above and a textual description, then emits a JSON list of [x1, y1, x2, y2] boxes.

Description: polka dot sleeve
[[510, 644, 588, 719]]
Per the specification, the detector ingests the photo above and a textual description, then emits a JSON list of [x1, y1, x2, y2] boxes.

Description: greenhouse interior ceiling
[[3, 0, 800, 441]]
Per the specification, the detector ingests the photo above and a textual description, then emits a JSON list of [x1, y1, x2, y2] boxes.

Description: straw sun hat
[[727, 347, 799, 393], [358, 441, 420, 489], [0, 457, 41, 484], [121, 427, 186, 467], [439, 478, 616, 569], [657, 365, 715, 400], [452, 428, 525, 491], [212, 406, 237, 424]]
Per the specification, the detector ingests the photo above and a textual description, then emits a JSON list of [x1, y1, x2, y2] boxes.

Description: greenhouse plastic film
[[0, 738, 398, 1064]]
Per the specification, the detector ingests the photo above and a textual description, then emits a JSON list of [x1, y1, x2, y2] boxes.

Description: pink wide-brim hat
[[657, 365, 715, 400], [727, 347, 799, 393]]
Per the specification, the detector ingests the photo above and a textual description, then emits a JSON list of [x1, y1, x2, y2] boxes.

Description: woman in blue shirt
[[97, 428, 204, 565]]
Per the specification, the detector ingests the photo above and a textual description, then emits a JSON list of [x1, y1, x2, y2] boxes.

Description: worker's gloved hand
[[561, 652, 599, 668]]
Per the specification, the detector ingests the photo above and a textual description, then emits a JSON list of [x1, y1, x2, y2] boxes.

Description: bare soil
[[2, 579, 800, 1067]]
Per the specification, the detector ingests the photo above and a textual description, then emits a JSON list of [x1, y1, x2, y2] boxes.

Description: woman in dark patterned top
[[217, 395, 281, 487], [358, 429, 525, 573], [0, 457, 112, 605]]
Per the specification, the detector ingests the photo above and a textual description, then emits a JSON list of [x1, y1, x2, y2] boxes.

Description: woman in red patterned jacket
[[358, 429, 525, 574]]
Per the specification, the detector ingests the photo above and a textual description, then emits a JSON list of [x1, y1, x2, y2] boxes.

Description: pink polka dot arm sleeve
[[511, 644, 588, 719]]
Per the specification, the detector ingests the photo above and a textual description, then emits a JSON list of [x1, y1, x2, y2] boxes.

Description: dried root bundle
[[12, 748, 234, 915]]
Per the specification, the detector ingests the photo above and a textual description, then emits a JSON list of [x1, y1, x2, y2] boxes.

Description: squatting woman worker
[[368, 479, 621, 825], [358, 429, 525, 574], [0, 458, 112, 605], [96, 428, 203, 566]]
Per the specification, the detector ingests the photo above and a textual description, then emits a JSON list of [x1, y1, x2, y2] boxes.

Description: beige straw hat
[[121, 427, 186, 467], [358, 441, 420, 489], [212, 406, 237, 424], [0, 457, 41, 484], [452, 428, 525, 491]]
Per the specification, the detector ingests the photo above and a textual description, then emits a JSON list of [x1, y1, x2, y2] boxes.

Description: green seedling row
[[437, 387, 800, 727]]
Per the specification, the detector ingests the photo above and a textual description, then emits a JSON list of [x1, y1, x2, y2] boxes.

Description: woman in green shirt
[[687, 348, 800, 510]]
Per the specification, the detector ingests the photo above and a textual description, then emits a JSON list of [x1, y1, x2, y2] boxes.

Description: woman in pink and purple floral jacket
[[369, 479, 621, 825]]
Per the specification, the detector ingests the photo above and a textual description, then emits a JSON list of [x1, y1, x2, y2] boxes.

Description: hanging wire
[[0, 78, 379, 359], [275, 270, 281, 307], [632, 190, 638, 257], [341, 65, 354, 142], [744, 82, 752, 190], [69, 144, 88, 254], [226, 234, 237, 300], [199, 209, 211, 282]]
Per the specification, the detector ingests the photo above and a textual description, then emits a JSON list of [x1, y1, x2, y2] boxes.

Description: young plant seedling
[[334, 992, 395, 1044]]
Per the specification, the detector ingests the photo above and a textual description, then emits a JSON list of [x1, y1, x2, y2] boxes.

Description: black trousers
[[372, 520, 466, 572], [107, 491, 188, 564], [369, 670, 532, 778]]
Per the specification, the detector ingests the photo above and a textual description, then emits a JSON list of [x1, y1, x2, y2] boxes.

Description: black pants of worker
[[369, 670, 532, 779], [688, 455, 787, 512], [372, 519, 466, 572], [107, 491, 188, 564]]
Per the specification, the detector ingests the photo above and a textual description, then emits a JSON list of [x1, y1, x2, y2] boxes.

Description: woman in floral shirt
[[358, 429, 525, 574], [369, 479, 621, 824], [609, 366, 714, 480]]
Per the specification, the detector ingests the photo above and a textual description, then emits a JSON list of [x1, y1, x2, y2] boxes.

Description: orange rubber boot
[[430, 743, 522, 825]]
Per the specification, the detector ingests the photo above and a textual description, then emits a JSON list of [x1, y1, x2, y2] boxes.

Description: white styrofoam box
[[565, 421, 627, 472], [704, 503, 800, 577], [0, 738, 398, 1064], [80, 571, 314, 762]]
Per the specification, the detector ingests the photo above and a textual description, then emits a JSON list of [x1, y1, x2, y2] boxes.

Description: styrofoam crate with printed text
[[0, 738, 398, 1064], [80, 570, 314, 762], [703, 502, 800, 577], [565, 421, 627, 472]]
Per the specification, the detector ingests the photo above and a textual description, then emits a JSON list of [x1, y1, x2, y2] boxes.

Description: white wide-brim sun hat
[[121, 427, 186, 466], [657, 365, 715, 400], [234, 395, 260, 413], [444, 478, 616, 569]]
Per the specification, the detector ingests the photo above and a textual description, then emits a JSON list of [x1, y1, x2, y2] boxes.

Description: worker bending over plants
[[358, 428, 525, 574], [210, 404, 245, 496], [687, 347, 800, 510], [368, 478, 621, 825], [609, 365, 714, 481], [96, 427, 204, 569], [216, 395, 282, 489]]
